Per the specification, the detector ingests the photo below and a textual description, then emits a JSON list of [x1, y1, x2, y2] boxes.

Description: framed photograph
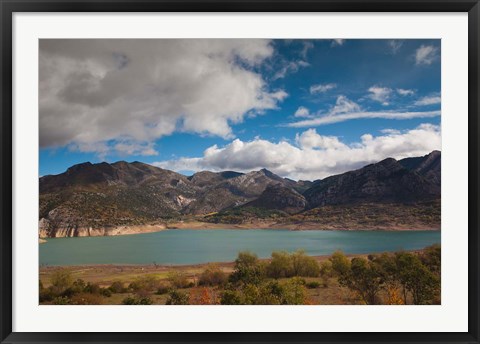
[[1, 0, 479, 343]]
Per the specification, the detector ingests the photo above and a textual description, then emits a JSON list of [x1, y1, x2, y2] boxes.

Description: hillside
[[39, 151, 441, 237]]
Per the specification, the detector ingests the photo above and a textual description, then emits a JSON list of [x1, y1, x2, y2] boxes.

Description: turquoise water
[[39, 229, 441, 266]]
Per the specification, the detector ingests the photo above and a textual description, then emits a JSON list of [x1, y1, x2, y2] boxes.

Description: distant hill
[[39, 151, 441, 237]]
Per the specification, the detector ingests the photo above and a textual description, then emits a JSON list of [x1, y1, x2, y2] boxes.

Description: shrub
[[129, 275, 163, 292], [39, 287, 55, 302], [329, 251, 351, 277], [84, 282, 101, 294], [165, 290, 190, 305], [52, 296, 71, 305], [266, 251, 293, 279], [305, 281, 321, 289], [282, 277, 307, 305], [155, 283, 170, 295], [220, 290, 242, 305], [291, 251, 320, 277], [100, 288, 112, 297], [319, 261, 334, 287], [122, 296, 153, 305], [71, 279, 87, 293], [229, 251, 266, 286], [108, 281, 126, 293], [50, 269, 73, 293], [198, 265, 228, 286]]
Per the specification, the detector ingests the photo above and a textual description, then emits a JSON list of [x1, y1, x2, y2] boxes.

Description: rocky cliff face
[[303, 153, 440, 208], [244, 184, 307, 214]]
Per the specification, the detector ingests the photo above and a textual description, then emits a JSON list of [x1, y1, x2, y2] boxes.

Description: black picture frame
[[1, 1, 479, 343]]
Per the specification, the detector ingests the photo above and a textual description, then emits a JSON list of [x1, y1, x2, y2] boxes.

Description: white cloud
[[295, 129, 347, 150], [310, 83, 337, 94], [272, 60, 309, 80], [287, 109, 440, 127], [331, 95, 362, 115], [40, 39, 287, 156], [331, 39, 345, 46], [368, 86, 392, 105], [388, 40, 403, 54], [294, 106, 311, 118], [415, 45, 439, 65], [414, 95, 441, 106], [397, 88, 415, 96], [154, 124, 441, 180], [300, 41, 314, 59]]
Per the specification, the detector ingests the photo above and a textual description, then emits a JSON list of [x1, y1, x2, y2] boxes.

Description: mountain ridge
[[39, 151, 441, 237]]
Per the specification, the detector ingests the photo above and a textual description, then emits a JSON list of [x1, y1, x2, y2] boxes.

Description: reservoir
[[39, 229, 441, 266]]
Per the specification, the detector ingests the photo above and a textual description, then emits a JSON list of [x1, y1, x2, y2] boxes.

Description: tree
[[198, 264, 227, 286], [50, 269, 73, 294], [319, 261, 334, 287], [395, 252, 439, 305], [229, 251, 265, 286], [329, 251, 351, 278], [291, 250, 320, 277], [220, 290, 242, 305], [282, 277, 307, 305], [266, 251, 293, 278], [340, 257, 383, 305], [420, 244, 441, 275]]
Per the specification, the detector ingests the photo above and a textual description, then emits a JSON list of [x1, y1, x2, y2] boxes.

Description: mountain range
[[39, 150, 441, 237]]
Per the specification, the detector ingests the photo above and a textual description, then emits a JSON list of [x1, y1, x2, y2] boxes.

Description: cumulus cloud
[[294, 106, 311, 118], [414, 95, 441, 106], [415, 45, 439, 65], [39, 39, 287, 156], [397, 88, 415, 96], [368, 86, 392, 105], [154, 124, 441, 180], [310, 83, 337, 94]]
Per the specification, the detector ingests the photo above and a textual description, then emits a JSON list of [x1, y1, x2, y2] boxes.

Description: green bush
[[50, 269, 73, 294], [220, 290, 242, 305], [291, 251, 320, 277], [319, 261, 334, 287], [266, 251, 293, 279], [229, 251, 266, 286]]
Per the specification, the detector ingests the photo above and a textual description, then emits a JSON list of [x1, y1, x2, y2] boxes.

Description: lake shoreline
[[39, 247, 432, 277]]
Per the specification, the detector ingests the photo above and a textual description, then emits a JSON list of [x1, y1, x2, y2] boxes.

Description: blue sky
[[39, 39, 441, 180]]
